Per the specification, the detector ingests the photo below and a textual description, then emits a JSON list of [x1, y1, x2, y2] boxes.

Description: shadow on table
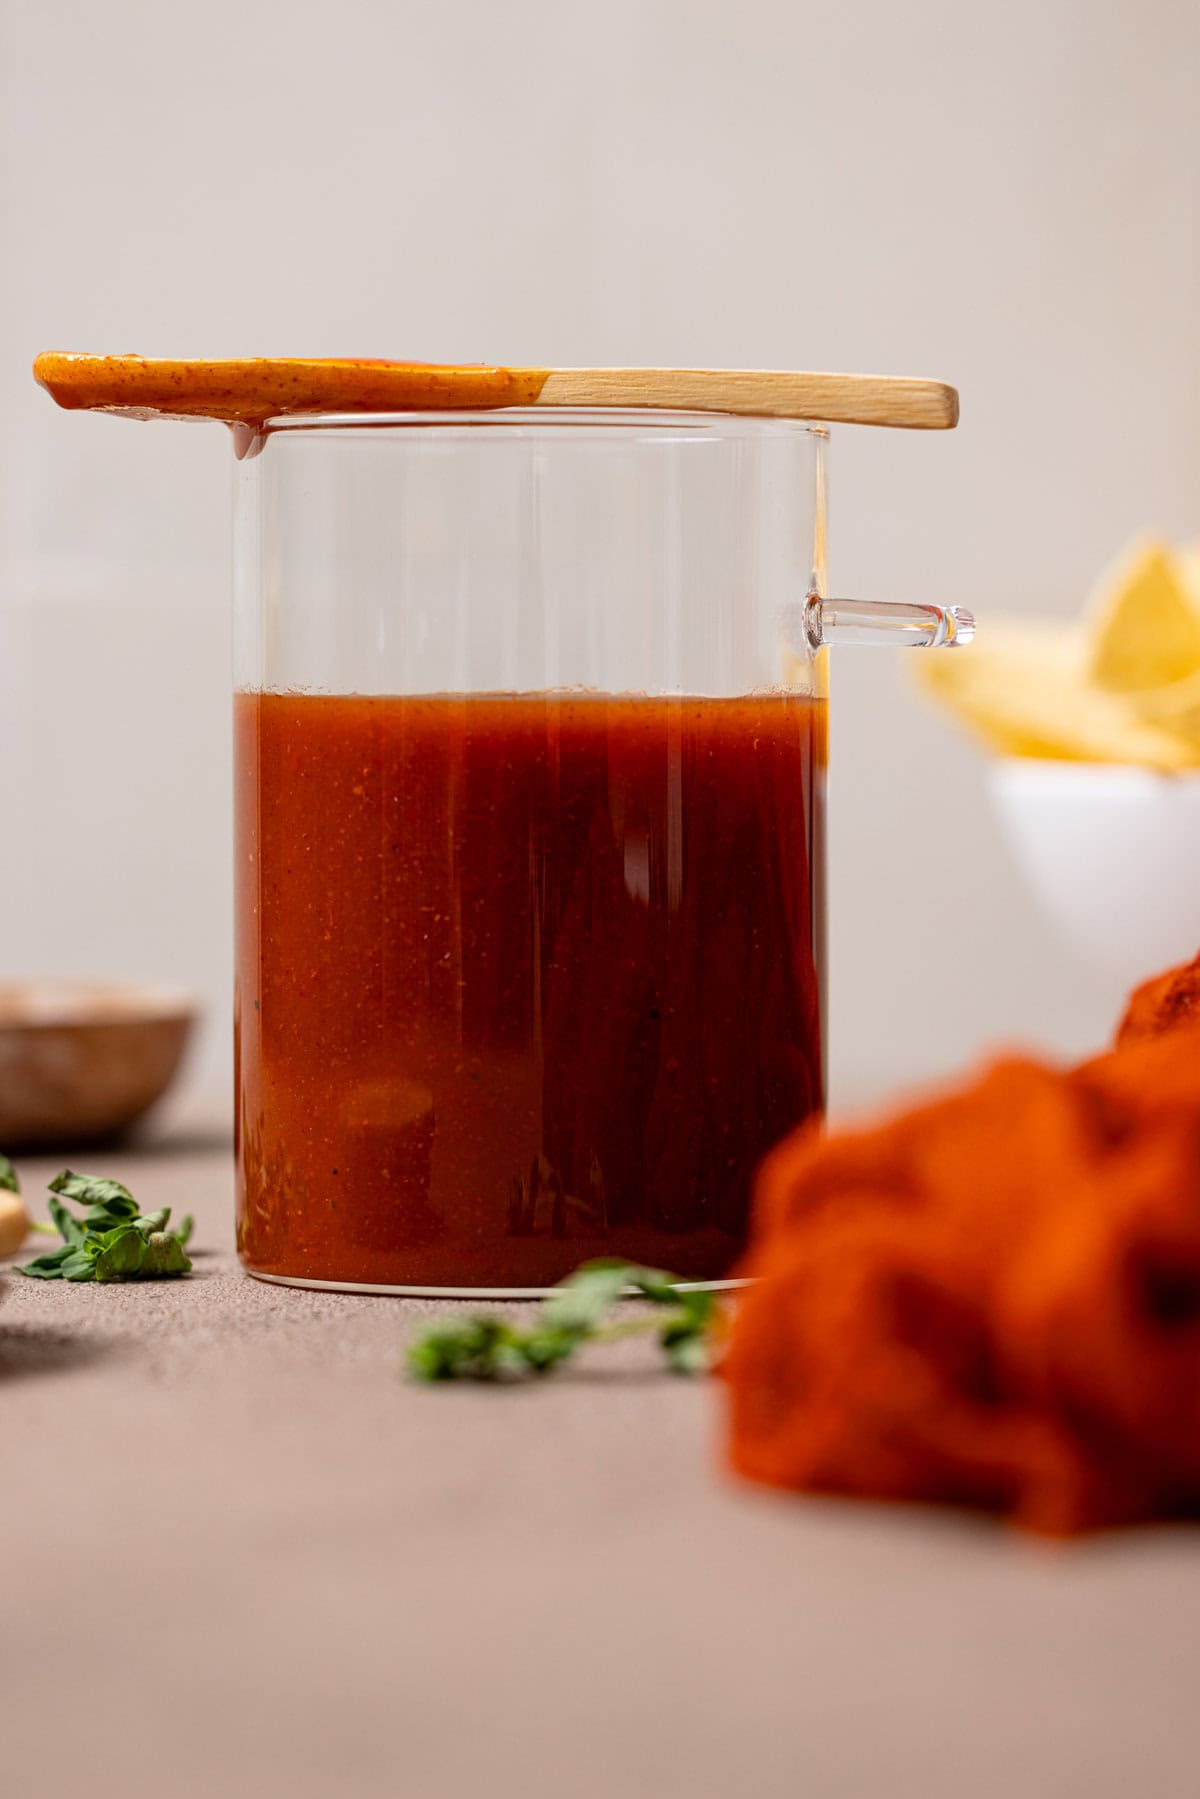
[[5, 1124, 234, 1159], [0, 1323, 121, 1381], [555, 1363, 685, 1387]]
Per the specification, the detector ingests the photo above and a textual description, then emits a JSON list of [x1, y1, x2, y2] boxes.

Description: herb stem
[[589, 1316, 684, 1344]]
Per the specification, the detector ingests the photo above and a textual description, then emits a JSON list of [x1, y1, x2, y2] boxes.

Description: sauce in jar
[[235, 690, 825, 1288]]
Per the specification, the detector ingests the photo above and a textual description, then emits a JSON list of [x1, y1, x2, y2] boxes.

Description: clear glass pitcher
[[232, 408, 970, 1294]]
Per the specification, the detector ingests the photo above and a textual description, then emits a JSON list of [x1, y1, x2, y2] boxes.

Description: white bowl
[[987, 760, 1200, 991]]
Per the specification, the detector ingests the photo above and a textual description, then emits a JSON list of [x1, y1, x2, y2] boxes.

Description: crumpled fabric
[[723, 956, 1200, 1534]]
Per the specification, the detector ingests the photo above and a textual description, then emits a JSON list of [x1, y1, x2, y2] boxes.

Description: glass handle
[[800, 593, 976, 651]]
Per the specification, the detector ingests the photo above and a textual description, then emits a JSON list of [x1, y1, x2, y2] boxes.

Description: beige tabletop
[[3, 1103, 1199, 1799]]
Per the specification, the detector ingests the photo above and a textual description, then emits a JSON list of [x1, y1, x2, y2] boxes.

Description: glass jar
[[232, 409, 968, 1293]]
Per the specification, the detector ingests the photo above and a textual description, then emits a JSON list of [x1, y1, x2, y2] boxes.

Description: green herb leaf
[[93, 1225, 147, 1282], [83, 1203, 141, 1232], [141, 1231, 191, 1277], [517, 1328, 578, 1373], [660, 1320, 713, 1375], [174, 1214, 194, 1248], [61, 1246, 101, 1282], [406, 1329, 466, 1382], [408, 1258, 720, 1384], [539, 1259, 633, 1334], [47, 1193, 86, 1247], [408, 1318, 524, 1382], [16, 1170, 194, 1282], [674, 1287, 716, 1332], [664, 1334, 710, 1375], [0, 1151, 19, 1194], [49, 1171, 137, 1213], [14, 1246, 75, 1279], [624, 1267, 681, 1306]]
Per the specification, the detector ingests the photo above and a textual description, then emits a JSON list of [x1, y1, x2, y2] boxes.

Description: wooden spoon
[[33, 353, 958, 430]]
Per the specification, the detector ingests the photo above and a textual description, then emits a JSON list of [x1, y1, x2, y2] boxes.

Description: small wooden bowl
[[0, 981, 196, 1148]]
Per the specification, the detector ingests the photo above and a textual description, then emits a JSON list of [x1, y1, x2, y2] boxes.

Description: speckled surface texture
[[3, 1107, 1200, 1799]]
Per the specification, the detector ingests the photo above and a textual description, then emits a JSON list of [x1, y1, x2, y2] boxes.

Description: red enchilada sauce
[[235, 691, 825, 1288]]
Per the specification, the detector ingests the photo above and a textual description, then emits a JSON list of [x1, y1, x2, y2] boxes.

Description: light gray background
[[2, 0, 1198, 1106]]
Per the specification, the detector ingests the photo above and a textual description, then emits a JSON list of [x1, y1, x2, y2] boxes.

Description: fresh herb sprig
[[408, 1258, 717, 1382], [0, 1152, 18, 1195], [15, 1170, 193, 1283]]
